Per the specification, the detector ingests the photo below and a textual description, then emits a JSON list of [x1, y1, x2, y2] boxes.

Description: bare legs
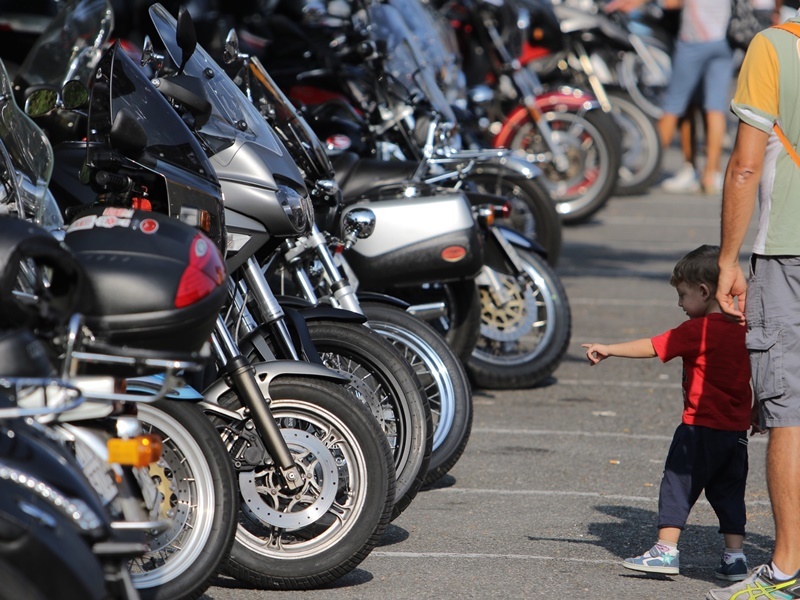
[[701, 110, 727, 192], [768, 426, 800, 576]]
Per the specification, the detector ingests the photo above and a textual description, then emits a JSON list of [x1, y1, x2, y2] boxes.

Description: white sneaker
[[703, 171, 724, 196], [661, 162, 700, 193]]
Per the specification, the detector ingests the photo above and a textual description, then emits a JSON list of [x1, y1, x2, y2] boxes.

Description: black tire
[[467, 248, 571, 389], [216, 376, 395, 590], [0, 560, 45, 600], [508, 107, 622, 224], [132, 401, 238, 600], [360, 301, 473, 486], [608, 90, 663, 196], [304, 321, 432, 520], [461, 171, 562, 266], [391, 279, 482, 364]]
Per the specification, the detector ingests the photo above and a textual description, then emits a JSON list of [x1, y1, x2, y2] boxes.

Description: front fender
[[356, 291, 410, 309], [469, 151, 543, 181], [495, 224, 547, 258], [202, 360, 350, 408]]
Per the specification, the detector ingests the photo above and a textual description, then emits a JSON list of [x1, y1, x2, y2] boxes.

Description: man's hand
[[716, 262, 748, 323]]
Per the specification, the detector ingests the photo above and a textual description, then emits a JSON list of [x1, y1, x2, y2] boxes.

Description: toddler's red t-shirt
[[650, 313, 752, 431]]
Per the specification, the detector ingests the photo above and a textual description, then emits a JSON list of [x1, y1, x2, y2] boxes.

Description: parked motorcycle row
[[0, 0, 675, 598]]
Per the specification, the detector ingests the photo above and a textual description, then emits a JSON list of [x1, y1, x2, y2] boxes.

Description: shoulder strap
[[769, 23, 800, 167]]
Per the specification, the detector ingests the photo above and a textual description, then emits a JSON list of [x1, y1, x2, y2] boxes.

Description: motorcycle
[[522, 0, 666, 195], [224, 33, 473, 485], [436, 0, 623, 222], [235, 0, 564, 266], [143, 4, 430, 521], [20, 3, 398, 588], [2, 51, 243, 599], [263, 0, 572, 389]]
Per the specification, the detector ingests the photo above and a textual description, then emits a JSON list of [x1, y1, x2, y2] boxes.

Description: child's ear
[[699, 283, 712, 299]]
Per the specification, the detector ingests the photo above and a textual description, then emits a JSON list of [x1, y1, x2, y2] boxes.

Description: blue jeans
[[660, 39, 735, 115]]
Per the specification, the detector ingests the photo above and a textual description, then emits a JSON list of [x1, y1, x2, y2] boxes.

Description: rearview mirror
[[176, 6, 197, 74], [24, 89, 59, 118], [61, 80, 89, 110]]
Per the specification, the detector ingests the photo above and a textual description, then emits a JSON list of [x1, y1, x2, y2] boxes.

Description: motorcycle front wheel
[[608, 89, 663, 195], [507, 108, 622, 224], [360, 301, 473, 486], [467, 247, 571, 389], [132, 400, 237, 600], [304, 321, 432, 520], [216, 377, 395, 590]]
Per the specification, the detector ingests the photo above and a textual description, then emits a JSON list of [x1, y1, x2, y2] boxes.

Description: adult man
[[710, 11, 800, 600]]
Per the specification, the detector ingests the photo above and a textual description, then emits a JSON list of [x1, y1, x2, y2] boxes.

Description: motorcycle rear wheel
[[217, 377, 395, 589], [360, 301, 473, 486], [467, 247, 571, 389], [507, 108, 622, 224], [133, 400, 237, 600]]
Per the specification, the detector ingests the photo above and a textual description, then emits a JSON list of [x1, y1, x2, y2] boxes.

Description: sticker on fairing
[[139, 218, 159, 234], [95, 215, 131, 228], [102, 207, 135, 218], [66, 214, 132, 232]]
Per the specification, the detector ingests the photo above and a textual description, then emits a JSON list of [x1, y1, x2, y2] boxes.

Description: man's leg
[[769, 426, 800, 575]]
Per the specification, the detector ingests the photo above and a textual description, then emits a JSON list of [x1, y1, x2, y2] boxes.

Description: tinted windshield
[[367, 3, 456, 125], [389, 0, 465, 103], [16, 0, 112, 88], [87, 42, 218, 186], [148, 3, 284, 161], [245, 56, 334, 181]]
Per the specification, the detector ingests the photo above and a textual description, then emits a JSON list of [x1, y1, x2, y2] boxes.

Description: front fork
[[211, 315, 304, 491]]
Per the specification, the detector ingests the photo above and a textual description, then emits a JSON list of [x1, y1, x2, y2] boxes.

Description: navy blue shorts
[[657, 424, 748, 535]]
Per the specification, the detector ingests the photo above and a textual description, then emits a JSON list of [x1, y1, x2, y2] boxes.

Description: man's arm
[[717, 121, 769, 321]]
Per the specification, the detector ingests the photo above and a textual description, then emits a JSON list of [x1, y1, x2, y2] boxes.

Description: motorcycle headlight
[[277, 184, 313, 233]]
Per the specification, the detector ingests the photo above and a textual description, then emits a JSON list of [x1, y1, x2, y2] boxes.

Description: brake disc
[[479, 275, 539, 343], [238, 428, 339, 530]]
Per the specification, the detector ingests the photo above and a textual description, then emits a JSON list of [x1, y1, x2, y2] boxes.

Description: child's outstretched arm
[[582, 339, 657, 365]]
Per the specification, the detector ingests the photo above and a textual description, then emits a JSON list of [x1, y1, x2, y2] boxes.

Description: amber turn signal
[[107, 434, 163, 467]]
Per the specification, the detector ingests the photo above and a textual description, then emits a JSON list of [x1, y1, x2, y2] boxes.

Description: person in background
[[777, 0, 800, 21], [606, 0, 735, 195], [583, 245, 753, 581]]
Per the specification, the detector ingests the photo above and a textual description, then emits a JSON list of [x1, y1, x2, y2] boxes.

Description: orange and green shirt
[[731, 17, 800, 255]]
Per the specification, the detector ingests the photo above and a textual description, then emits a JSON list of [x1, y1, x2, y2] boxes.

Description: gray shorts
[[746, 255, 800, 428]]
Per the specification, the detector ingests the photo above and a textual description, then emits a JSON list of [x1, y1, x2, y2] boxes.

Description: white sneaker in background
[[661, 162, 701, 193]]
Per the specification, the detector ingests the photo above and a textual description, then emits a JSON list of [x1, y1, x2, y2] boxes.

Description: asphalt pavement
[[201, 144, 770, 600]]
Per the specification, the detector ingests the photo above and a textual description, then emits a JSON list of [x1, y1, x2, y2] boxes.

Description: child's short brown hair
[[670, 244, 720, 293]]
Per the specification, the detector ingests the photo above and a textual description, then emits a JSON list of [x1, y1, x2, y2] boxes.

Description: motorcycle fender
[[201, 360, 351, 407], [356, 291, 410, 310], [295, 304, 367, 324], [496, 224, 548, 258], [469, 152, 543, 181], [482, 226, 546, 276], [125, 375, 205, 402], [493, 90, 601, 149]]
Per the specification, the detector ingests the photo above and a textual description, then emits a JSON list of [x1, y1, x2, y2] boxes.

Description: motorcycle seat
[[331, 153, 418, 204]]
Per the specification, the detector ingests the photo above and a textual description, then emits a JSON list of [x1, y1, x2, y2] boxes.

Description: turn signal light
[[107, 434, 163, 467]]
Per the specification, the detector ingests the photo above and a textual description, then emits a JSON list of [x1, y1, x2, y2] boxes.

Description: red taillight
[[175, 234, 226, 308]]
